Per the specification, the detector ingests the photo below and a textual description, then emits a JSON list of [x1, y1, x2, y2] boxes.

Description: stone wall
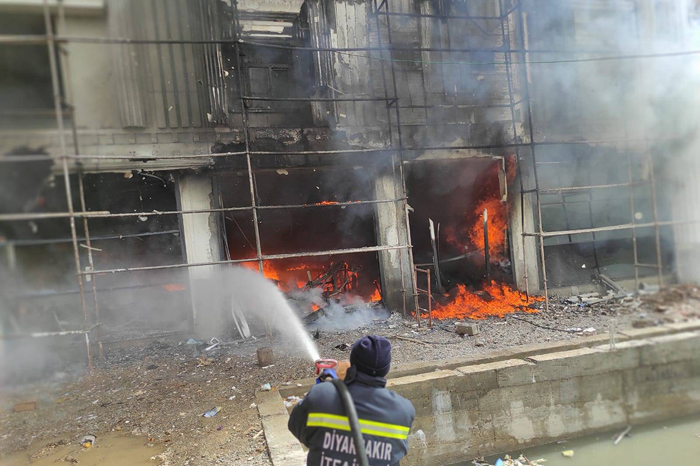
[[388, 330, 700, 465]]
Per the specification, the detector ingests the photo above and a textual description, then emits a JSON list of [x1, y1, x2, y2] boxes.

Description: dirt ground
[[1, 284, 699, 465]]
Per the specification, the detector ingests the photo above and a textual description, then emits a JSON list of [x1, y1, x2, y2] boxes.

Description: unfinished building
[[1, 0, 699, 368]]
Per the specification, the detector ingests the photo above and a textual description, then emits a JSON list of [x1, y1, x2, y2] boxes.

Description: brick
[[456, 323, 480, 336], [13, 401, 36, 413]]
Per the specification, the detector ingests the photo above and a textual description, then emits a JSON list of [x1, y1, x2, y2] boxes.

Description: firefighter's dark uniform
[[288, 336, 415, 466]]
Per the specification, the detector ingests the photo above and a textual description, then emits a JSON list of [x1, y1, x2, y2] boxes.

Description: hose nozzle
[[314, 358, 338, 375]]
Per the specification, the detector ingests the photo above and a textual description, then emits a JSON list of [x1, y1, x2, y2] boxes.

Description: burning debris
[[430, 282, 543, 321], [244, 260, 382, 312]]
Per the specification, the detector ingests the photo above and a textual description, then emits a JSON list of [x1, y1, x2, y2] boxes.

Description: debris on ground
[[562, 449, 575, 457], [473, 454, 546, 466], [205, 337, 221, 351], [80, 434, 96, 448], [29, 440, 68, 461], [257, 346, 274, 367], [202, 407, 221, 418], [613, 425, 632, 445], [13, 401, 37, 412], [456, 323, 480, 336], [260, 383, 272, 392], [284, 396, 303, 409]]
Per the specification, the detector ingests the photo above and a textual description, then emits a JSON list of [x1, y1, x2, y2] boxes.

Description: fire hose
[[316, 359, 369, 466], [331, 378, 370, 466]]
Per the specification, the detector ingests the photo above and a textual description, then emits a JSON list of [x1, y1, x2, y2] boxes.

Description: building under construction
[[1, 0, 699, 367]]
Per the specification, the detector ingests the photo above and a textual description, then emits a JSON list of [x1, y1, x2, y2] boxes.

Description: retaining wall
[[262, 322, 700, 466], [391, 330, 700, 465]]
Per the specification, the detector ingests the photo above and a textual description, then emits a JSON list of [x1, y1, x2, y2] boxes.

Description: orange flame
[[239, 260, 379, 302], [241, 261, 281, 282], [445, 161, 511, 259], [469, 197, 507, 258], [430, 281, 542, 320]]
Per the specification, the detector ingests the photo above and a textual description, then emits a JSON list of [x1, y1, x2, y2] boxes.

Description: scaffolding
[[0, 0, 696, 367]]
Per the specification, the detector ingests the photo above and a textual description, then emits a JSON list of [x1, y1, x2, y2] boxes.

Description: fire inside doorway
[[216, 168, 383, 320], [406, 157, 537, 321]]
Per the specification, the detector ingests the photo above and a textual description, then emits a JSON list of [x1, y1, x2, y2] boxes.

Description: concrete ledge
[[256, 391, 306, 466]]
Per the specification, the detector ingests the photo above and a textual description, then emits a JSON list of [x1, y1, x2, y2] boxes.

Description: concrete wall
[[385, 330, 700, 465]]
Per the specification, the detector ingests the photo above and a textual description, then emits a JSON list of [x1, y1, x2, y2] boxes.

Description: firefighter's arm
[[287, 394, 311, 446]]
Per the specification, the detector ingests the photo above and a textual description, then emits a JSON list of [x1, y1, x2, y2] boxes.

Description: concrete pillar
[[671, 153, 700, 285], [374, 167, 416, 314], [176, 173, 226, 338], [509, 155, 541, 293]]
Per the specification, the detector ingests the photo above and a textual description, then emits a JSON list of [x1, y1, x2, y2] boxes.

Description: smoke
[[506, 0, 700, 283], [309, 298, 390, 332], [288, 287, 390, 332]]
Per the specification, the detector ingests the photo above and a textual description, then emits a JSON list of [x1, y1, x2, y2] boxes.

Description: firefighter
[[288, 335, 416, 466]]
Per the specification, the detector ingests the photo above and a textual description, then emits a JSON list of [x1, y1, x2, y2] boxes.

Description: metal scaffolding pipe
[[242, 96, 394, 103], [0, 199, 406, 223], [522, 218, 700, 238], [522, 182, 642, 194], [0, 138, 681, 165], [626, 146, 641, 290], [374, 10, 502, 21], [43, 0, 92, 369], [76, 244, 410, 276], [0, 230, 181, 248], [0, 211, 110, 221], [647, 145, 664, 287], [0, 327, 97, 340]]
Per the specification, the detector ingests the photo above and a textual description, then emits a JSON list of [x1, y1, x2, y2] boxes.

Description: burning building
[[1, 0, 700, 366]]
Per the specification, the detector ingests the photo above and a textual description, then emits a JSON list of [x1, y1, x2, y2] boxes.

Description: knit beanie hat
[[350, 335, 392, 377]]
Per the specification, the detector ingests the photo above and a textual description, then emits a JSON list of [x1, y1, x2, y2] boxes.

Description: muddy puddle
[[0, 433, 163, 466]]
